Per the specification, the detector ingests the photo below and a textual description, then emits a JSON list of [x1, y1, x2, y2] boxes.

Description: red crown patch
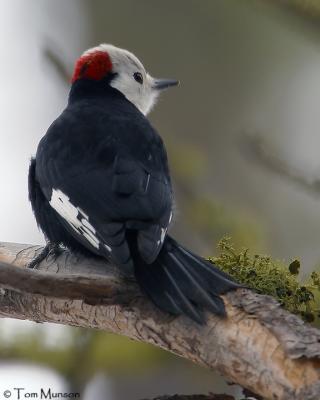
[[72, 51, 113, 83]]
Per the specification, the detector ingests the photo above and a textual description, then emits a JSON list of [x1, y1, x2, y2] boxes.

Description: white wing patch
[[157, 227, 167, 246], [49, 188, 109, 251], [160, 227, 167, 244], [156, 213, 172, 246]]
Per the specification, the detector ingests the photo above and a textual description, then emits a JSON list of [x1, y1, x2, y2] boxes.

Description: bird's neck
[[68, 76, 123, 105]]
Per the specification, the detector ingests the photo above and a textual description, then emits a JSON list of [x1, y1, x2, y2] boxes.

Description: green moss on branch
[[210, 237, 320, 323]]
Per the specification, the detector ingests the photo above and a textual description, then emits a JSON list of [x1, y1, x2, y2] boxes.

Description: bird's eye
[[133, 72, 143, 84]]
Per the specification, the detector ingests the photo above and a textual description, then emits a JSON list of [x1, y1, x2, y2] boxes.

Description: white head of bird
[[72, 44, 179, 115]]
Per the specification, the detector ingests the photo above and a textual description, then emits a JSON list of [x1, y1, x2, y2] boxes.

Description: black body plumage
[[29, 76, 239, 323]]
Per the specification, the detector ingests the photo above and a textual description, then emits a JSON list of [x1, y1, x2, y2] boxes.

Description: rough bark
[[0, 242, 319, 400]]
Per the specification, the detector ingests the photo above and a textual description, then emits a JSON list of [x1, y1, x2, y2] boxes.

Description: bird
[[28, 44, 240, 323]]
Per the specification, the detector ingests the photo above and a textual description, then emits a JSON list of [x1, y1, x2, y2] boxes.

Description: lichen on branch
[[210, 237, 320, 323]]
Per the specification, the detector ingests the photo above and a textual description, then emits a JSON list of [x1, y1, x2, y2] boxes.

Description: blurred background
[[1, 0, 320, 398]]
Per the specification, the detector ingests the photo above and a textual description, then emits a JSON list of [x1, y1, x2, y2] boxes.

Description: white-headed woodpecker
[[28, 44, 240, 323]]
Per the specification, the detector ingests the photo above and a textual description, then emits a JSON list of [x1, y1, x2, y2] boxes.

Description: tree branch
[[0, 242, 319, 400], [144, 395, 236, 400], [0, 258, 136, 304], [239, 133, 320, 197], [43, 46, 70, 84]]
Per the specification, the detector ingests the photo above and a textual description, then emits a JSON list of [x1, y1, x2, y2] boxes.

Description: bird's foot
[[27, 242, 62, 269]]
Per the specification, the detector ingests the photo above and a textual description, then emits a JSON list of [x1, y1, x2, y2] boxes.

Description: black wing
[[35, 99, 173, 267]]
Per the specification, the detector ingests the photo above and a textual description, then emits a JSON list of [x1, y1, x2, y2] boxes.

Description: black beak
[[153, 78, 179, 90]]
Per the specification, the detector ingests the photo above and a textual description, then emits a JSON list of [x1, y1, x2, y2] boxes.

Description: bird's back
[[32, 86, 173, 266], [36, 87, 170, 187]]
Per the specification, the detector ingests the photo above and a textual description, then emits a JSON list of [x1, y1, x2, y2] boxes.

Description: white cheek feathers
[[110, 73, 158, 116]]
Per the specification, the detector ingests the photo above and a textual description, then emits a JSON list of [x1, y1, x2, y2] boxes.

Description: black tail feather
[[162, 260, 205, 323], [168, 252, 226, 316], [134, 235, 241, 323]]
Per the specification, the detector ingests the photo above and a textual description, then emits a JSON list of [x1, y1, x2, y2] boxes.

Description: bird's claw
[[27, 243, 61, 269]]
